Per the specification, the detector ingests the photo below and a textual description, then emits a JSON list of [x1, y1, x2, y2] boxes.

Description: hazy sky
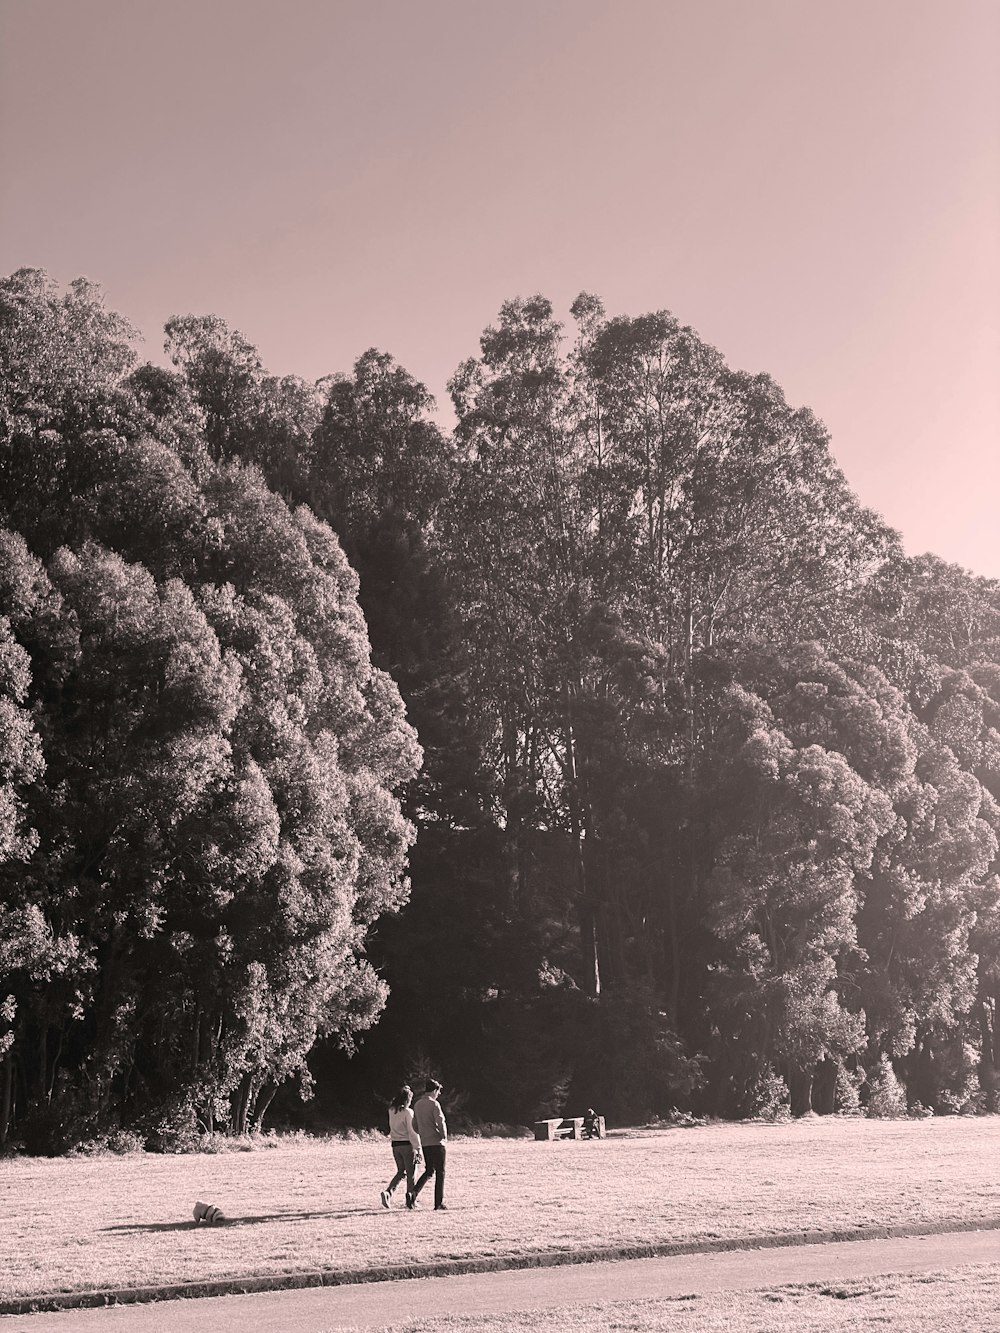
[[2, 0, 998, 574]]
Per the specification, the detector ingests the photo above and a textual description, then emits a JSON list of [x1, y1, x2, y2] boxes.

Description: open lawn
[[380, 1264, 1000, 1332], [3, 1117, 1000, 1303]]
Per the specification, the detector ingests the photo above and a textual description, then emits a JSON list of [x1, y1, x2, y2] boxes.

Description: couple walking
[[381, 1079, 448, 1211]]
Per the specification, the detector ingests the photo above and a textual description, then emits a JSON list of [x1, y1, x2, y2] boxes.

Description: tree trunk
[[978, 996, 997, 1111], [564, 692, 600, 997], [905, 1035, 935, 1108], [788, 1063, 814, 1117], [254, 1083, 278, 1131], [502, 712, 524, 915], [0, 1053, 12, 1144], [812, 1058, 837, 1115], [47, 1030, 64, 1104], [38, 1025, 48, 1105], [233, 1073, 253, 1135], [664, 881, 681, 1027]]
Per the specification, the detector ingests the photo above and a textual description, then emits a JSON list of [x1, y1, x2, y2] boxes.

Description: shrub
[[745, 1067, 791, 1121], [455, 1122, 534, 1138], [865, 1057, 907, 1118], [17, 1100, 92, 1157], [938, 1086, 987, 1116], [833, 1062, 864, 1116], [142, 1096, 202, 1153], [73, 1128, 146, 1156], [935, 1043, 983, 1115]]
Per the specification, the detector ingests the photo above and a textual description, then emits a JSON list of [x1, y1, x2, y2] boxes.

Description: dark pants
[[386, 1142, 416, 1196], [413, 1142, 446, 1207]]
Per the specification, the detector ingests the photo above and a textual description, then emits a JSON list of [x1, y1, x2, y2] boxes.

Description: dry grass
[[3, 1116, 1000, 1302], [375, 1264, 1000, 1331]]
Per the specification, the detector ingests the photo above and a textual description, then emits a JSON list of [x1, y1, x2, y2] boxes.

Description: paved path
[[4, 1229, 1000, 1331]]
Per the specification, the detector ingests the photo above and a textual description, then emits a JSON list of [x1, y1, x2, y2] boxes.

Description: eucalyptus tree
[[834, 562, 1000, 1107], [899, 663, 1000, 1106], [447, 295, 608, 994], [0, 268, 139, 557], [0, 272, 422, 1146], [569, 299, 898, 664], [0, 535, 47, 1142], [445, 292, 902, 1061], [836, 553, 1000, 698], [310, 348, 454, 542], [164, 314, 322, 502], [688, 644, 910, 1113]]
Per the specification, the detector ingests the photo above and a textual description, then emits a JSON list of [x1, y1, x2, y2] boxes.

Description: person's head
[[424, 1079, 442, 1100], [390, 1085, 412, 1112]]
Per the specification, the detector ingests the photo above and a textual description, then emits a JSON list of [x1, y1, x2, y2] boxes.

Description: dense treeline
[[0, 272, 420, 1149], [2, 271, 1000, 1148]]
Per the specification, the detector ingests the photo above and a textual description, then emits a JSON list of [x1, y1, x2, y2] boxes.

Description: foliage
[[4, 269, 1000, 1139], [864, 1056, 908, 1118], [743, 1067, 792, 1122], [0, 272, 420, 1147], [833, 1062, 864, 1115]]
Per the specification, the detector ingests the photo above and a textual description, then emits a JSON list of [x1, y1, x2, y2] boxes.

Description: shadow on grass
[[103, 1207, 373, 1233]]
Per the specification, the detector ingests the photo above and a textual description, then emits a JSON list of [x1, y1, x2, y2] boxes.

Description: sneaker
[[405, 1191, 420, 1210], [380, 1190, 391, 1209], [434, 1203, 448, 1210]]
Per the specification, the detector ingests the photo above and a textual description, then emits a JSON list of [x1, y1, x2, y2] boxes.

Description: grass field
[[3, 1116, 1000, 1303], [379, 1264, 1000, 1332]]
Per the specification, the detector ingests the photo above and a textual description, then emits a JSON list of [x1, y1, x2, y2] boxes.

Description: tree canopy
[[3, 269, 1000, 1147], [0, 270, 420, 1147]]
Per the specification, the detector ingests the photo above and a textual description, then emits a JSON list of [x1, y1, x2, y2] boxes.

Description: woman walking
[[381, 1085, 422, 1209]]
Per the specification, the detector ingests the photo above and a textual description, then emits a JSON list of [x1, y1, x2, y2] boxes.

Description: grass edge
[[5, 1212, 1000, 1317]]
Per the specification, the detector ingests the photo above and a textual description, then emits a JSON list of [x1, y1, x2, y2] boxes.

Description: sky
[[1, 0, 998, 575]]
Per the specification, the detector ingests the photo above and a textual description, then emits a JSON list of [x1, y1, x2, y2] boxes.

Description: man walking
[[409, 1079, 448, 1210]]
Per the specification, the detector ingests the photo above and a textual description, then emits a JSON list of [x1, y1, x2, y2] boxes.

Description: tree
[[447, 295, 605, 994], [164, 314, 322, 501], [0, 272, 422, 1146], [0, 268, 139, 557], [0, 544, 46, 1141], [899, 663, 1000, 1106], [693, 645, 912, 1115], [310, 349, 454, 543], [848, 555, 1000, 688]]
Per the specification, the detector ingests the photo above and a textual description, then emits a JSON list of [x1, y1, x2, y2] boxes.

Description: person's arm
[[435, 1100, 447, 1142], [405, 1107, 422, 1156]]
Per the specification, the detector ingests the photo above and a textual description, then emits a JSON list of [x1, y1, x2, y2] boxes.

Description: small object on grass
[[193, 1200, 226, 1224]]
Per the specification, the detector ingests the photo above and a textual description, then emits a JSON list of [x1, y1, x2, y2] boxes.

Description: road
[[3, 1229, 999, 1331]]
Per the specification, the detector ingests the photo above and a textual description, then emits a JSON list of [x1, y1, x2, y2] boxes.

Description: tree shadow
[[103, 1207, 373, 1233]]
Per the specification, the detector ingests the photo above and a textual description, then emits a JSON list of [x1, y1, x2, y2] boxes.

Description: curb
[[4, 1214, 1000, 1317]]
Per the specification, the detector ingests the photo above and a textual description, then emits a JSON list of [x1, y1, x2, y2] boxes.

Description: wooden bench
[[533, 1115, 605, 1140]]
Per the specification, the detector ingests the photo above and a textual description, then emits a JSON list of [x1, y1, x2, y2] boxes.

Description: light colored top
[[413, 1094, 447, 1145], [388, 1105, 421, 1151]]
